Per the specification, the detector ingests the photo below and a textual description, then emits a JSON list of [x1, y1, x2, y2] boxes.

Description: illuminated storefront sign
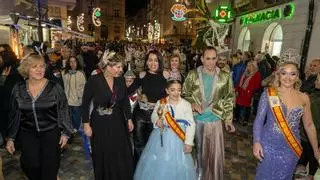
[[171, 4, 187, 21], [212, 5, 233, 23], [92, 8, 102, 27], [240, 3, 295, 26]]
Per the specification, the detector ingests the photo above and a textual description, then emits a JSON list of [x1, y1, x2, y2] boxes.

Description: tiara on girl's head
[[167, 76, 182, 82], [278, 48, 301, 67]]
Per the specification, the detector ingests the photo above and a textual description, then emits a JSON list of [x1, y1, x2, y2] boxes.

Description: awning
[[0, 14, 94, 39], [42, 22, 93, 39]]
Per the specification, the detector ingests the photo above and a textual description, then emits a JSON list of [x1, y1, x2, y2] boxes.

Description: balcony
[[48, 0, 76, 11]]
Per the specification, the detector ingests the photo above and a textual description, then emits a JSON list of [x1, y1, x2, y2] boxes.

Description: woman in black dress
[[82, 51, 134, 180], [128, 50, 169, 163]]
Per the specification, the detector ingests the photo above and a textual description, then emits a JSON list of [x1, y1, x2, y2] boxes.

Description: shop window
[[237, 27, 251, 52], [261, 23, 283, 57], [114, 9, 120, 18]]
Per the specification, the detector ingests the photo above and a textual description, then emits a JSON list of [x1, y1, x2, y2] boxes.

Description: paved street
[[2, 123, 257, 180]]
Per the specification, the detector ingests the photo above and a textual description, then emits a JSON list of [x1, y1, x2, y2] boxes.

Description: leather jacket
[[7, 80, 73, 139]]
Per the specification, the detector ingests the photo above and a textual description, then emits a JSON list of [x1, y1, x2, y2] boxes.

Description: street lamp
[[35, 0, 48, 42]]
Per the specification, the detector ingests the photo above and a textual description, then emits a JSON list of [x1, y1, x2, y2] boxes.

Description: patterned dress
[[253, 90, 304, 180]]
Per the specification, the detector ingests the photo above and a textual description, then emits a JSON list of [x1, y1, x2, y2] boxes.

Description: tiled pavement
[[0, 123, 303, 180]]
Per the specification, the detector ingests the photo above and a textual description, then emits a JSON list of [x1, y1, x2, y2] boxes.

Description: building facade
[[71, 0, 125, 41], [232, 0, 320, 67], [126, 8, 148, 41], [147, 0, 196, 43]]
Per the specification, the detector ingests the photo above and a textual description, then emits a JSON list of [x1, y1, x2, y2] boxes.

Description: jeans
[[70, 106, 82, 130]]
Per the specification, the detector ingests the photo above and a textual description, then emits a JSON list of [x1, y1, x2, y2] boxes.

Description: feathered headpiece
[[100, 49, 116, 67], [278, 48, 300, 67]]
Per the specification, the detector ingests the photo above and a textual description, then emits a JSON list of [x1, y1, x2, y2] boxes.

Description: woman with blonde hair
[[82, 51, 134, 180], [253, 49, 320, 179], [6, 54, 72, 180]]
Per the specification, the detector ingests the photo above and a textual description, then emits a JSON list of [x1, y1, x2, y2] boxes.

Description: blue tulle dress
[[134, 100, 196, 180]]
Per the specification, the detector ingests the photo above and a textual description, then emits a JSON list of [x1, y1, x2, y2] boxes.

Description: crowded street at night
[[1, 0, 320, 180]]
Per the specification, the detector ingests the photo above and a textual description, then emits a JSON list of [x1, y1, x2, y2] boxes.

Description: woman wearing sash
[[253, 49, 320, 180], [134, 80, 196, 180]]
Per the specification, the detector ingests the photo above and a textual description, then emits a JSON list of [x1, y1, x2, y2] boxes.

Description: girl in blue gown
[[134, 80, 196, 180]]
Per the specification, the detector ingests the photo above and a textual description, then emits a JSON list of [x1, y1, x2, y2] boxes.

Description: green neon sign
[[240, 3, 295, 26], [95, 10, 101, 17], [212, 5, 233, 24]]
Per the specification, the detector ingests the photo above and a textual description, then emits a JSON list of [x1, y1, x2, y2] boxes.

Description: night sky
[[126, 0, 147, 17]]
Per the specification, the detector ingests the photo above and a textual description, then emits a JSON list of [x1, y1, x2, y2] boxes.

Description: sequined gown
[[253, 90, 304, 180]]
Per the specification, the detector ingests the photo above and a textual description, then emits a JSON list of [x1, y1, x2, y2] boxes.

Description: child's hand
[[156, 119, 163, 128], [183, 144, 192, 153]]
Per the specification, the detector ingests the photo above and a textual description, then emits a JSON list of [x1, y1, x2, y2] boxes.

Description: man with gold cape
[[183, 46, 235, 180]]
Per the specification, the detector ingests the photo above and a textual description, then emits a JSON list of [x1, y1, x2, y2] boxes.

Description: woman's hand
[[1, 66, 11, 76], [6, 140, 15, 155], [183, 144, 192, 153], [253, 142, 264, 161], [84, 123, 92, 137], [59, 135, 69, 149], [128, 119, 134, 132]]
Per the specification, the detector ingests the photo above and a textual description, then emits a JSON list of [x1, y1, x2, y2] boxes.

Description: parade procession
[[1, 0, 320, 180]]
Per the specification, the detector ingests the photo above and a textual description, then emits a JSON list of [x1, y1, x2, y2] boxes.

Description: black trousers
[[298, 140, 319, 176], [19, 128, 60, 180], [133, 108, 153, 165], [235, 105, 251, 123], [252, 89, 263, 116]]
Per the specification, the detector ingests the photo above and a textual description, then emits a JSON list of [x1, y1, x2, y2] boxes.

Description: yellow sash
[[267, 87, 302, 157], [160, 98, 186, 142]]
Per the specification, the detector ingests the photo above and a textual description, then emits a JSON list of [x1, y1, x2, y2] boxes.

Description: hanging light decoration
[[154, 20, 160, 43], [92, 8, 102, 27], [147, 22, 154, 43], [67, 16, 72, 30], [170, 3, 187, 21], [77, 13, 85, 32]]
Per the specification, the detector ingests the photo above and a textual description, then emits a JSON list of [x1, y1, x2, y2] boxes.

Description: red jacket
[[236, 72, 262, 107]]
